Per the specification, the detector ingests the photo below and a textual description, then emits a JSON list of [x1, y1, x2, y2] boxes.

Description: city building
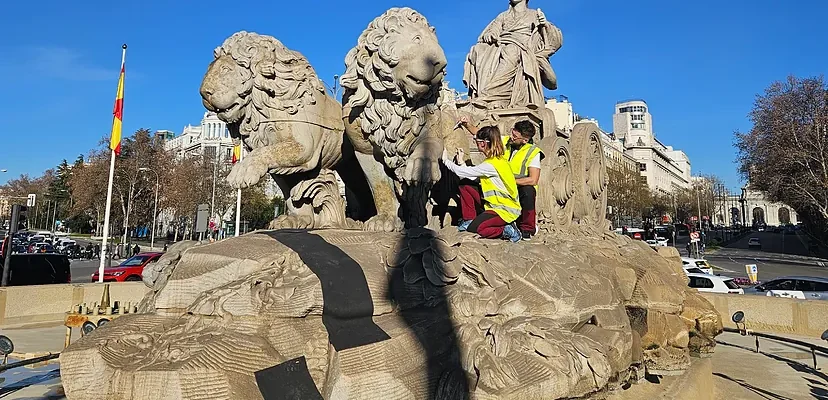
[[545, 97, 576, 134], [600, 130, 639, 171], [738, 186, 799, 227], [163, 112, 234, 162], [612, 99, 691, 193]]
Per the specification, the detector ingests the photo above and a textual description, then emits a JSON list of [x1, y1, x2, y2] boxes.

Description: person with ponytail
[[442, 118, 522, 242]]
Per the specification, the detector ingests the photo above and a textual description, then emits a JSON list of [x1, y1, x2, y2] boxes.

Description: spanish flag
[[110, 46, 126, 156], [231, 143, 242, 164]]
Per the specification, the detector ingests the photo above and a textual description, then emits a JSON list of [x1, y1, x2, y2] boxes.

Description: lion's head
[[340, 8, 448, 175], [200, 31, 326, 142]]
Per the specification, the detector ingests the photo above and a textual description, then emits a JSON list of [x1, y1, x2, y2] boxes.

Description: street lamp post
[[139, 168, 160, 250]]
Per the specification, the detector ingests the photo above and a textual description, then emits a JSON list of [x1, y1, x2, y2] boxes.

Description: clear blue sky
[[1, 0, 826, 191]]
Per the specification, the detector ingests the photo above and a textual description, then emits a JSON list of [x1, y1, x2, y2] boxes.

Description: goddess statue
[[463, 0, 563, 109]]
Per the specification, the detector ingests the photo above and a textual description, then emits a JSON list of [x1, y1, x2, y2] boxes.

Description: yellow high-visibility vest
[[503, 136, 544, 189], [480, 156, 522, 223]]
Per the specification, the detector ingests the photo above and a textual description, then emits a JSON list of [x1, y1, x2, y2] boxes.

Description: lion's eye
[[413, 35, 421, 44]]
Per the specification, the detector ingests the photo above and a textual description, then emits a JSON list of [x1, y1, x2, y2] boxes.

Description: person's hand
[[458, 116, 471, 126], [537, 9, 547, 25], [455, 149, 465, 164]]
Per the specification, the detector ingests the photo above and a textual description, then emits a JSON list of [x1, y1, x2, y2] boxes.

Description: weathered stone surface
[[60, 227, 721, 399]]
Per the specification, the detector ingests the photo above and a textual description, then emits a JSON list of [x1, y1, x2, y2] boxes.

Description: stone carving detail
[[341, 7, 468, 230], [60, 228, 721, 400], [463, 0, 563, 109], [200, 31, 349, 229]]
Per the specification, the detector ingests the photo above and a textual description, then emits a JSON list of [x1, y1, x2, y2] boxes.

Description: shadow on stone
[[385, 231, 469, 399]]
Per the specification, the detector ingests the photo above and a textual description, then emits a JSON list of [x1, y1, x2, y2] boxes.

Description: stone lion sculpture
[[341, 7, 469, 231], [200, 31, 358, 228]]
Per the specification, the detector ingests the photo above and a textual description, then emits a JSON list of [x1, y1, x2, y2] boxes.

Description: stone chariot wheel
[[570, 122, 608, 229], [537, 136, 575, 227]]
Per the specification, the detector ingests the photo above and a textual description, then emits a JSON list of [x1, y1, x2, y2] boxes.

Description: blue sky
[[1, 0, 826, 191]]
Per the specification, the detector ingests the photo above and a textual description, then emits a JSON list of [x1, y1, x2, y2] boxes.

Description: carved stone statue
[[200, 31, 356, 229], [341, 8, 468, 230], [463, 0, 563, 109]]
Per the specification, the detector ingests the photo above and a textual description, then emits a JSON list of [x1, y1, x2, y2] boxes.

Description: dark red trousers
[[517, 185, 537, 234], [458, 183, 507, 238]]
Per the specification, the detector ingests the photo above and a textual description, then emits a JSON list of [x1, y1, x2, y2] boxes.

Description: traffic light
[[9, 205, 27, 233], [16, 205, 28, 231]]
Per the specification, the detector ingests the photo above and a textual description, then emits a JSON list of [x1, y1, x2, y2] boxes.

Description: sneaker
[[502, 223, 521, 243], [522, 231, 532, 241], [457, 220, 472, 232]]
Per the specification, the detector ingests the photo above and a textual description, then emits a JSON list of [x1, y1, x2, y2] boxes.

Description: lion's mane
[[340, 8, 444, 177], [213, 31, 327, 146]]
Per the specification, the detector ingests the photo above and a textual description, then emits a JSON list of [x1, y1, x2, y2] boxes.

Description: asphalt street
[[703, 231, 828, 281]]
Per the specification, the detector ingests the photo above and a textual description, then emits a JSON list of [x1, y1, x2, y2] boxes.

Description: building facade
[[163, 112, 235, 162], [739, 187, 799, 227], [612, 99, 691, 194]]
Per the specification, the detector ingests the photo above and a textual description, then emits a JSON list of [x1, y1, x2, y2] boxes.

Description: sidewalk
[[712, 331, 828, 399], [0, 324, 67, 399]]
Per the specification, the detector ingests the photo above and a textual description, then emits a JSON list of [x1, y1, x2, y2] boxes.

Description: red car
[[91, 252, 163, 282]]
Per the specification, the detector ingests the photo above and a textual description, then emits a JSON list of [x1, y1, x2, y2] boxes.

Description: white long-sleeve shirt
[[442, 153, 510, 195]]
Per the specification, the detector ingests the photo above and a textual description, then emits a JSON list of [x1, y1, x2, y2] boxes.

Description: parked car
[[683, 266, 708, 275], [91, 252, 163, 282], [744, 276, 828, 300], [687, 273, 743, 294], [681, 257, 713, 275], [0, 253, 72, 286], [748, 237, 762, 250]]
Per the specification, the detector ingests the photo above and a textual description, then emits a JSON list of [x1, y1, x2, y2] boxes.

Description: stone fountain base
[[59, 226, 721, 400]]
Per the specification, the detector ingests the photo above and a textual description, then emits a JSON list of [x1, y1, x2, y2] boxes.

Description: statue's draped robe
[[463, 9, 562, 109]]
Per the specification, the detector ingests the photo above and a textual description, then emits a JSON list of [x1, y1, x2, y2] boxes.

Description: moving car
[[681, 257, 713, 275], [744, 276, 828, 300], [687, 273, 743, 294], [91, 252, 163, 282], [748, 237, 762, 250], [1, 253, 72, 286]]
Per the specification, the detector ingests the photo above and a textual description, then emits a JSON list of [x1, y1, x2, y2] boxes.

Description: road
[[703, 231, 828, 281]]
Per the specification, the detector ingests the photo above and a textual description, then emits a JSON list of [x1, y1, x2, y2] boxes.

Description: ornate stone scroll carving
[[60, 228, 721, 400]]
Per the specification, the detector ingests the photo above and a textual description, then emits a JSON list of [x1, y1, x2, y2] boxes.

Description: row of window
[[631, 123, 646, 129], [619, 105, 647, 114]]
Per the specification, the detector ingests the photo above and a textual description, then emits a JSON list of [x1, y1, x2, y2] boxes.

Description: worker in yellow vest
[[504, 120, 544, 240], [442, 122, 522, 242]]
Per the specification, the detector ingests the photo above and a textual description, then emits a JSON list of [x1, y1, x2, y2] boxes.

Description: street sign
[[745, 264, 758, 284], [689, 232, 700, 243], [26, 194, 36, 207], [195, 204, 209, 233]]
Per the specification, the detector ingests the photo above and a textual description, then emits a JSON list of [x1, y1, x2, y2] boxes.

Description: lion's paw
[[363, 213, 404, 232], [227, 159, 268, 189], [268, 214, 316, 230], [362, 214, 403, 232]]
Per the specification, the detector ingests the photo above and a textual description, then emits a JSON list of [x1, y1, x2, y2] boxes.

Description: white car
[[687, 273, 744, 294], [645, 238, 669, 248], [681, 257, 713, 275], [683, 266, 708, 275]]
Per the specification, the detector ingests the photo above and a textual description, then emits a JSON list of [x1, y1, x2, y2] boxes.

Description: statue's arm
[[479, 12, 506, 44]]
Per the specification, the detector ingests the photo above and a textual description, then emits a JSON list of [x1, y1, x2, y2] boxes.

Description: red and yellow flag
[[109, 54, 125, 156], [231, 143, 242, 164]]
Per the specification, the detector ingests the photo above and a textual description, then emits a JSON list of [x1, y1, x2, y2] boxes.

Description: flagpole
[[98, 44, 127, 283], [234, 145, 242, 237], [234, 188, 242, 237]]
